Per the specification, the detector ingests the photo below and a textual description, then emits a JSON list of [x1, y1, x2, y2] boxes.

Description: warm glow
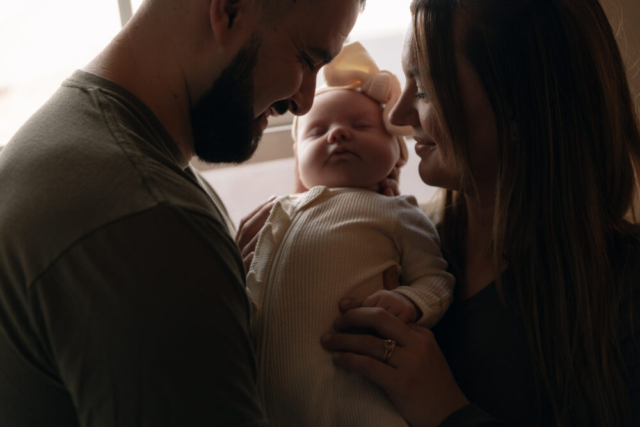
[[0, 0, 121, 145], [0, 0, 411, 146]]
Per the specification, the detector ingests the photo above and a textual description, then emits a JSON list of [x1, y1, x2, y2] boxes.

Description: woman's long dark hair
[[411, 0, 640, 425]]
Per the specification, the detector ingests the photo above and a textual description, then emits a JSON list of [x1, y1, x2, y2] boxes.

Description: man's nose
[[288, 73, 317, 116]]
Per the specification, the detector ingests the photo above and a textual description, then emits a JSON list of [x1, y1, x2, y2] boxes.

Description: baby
[[247, 43, 454, 427]]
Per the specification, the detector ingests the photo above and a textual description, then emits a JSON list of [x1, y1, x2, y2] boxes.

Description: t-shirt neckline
[[64, 69, 189, 170]]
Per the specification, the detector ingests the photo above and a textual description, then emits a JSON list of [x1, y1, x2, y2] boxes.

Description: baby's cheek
[[298, 153, 323, 188], [374, 146, 400, 176]]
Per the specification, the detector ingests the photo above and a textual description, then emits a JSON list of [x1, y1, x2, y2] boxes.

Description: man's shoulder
[[0, 83, 232, 292]]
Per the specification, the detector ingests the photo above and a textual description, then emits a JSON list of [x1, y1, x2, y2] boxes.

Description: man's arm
[[29, 204, 269, 427]]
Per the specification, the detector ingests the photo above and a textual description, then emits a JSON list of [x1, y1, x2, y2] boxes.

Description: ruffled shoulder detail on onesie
[[246, 186, 330, 308]]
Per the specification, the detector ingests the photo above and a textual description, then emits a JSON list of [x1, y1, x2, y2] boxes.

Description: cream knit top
[[247, 186, 455, 427]]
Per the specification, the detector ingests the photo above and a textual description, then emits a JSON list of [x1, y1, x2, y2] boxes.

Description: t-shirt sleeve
[[27, 204, 269, 427], [391, 196, 455, 327]]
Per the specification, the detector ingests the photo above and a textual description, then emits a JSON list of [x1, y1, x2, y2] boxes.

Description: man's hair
[[262, 0, 366, 22], [266, 0, 366, 8]]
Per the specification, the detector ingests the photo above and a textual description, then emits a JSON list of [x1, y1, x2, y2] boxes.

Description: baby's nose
[[328, 126, 351, 143]]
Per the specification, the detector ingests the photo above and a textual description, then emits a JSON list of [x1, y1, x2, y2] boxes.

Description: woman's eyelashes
[[414, 84, 429, 101], [410, 78, 429, 102]]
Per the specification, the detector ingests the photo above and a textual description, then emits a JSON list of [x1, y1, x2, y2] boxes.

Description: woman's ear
[[210, 0, 255, 47]]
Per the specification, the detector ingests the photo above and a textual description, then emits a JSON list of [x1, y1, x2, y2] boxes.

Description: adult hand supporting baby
[[379, 164, 401, 197], [236, 196, 277, 271], [322, 267, 469, 427]]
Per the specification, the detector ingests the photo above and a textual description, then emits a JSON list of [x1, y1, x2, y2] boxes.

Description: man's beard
[[191, 35, 263, 164]]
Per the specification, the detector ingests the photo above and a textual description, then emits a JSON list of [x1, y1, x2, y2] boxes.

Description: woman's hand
[[321, 268, 469, 427], [236, 197, 277, 271], [379, 165, 401, 196]]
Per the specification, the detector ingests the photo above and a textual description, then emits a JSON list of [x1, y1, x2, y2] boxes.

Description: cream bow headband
[[291, 41, 412, 165]]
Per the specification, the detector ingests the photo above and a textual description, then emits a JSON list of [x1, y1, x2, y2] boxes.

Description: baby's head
[[291, 42, 411, 190], [294, 88, 403, 189]]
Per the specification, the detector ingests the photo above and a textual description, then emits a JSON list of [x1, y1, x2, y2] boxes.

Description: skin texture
[[390, 26, 498, 198], [249, 0, 360, 119], [321, 17, 502, 427], [391, 23, 499, 299], [296, 90, 401, 190]]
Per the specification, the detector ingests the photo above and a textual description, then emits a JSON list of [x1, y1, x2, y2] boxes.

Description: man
[[0, 0, 362, 425]]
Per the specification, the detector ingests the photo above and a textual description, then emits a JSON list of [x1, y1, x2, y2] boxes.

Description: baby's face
[[296, 90, 400, 190]]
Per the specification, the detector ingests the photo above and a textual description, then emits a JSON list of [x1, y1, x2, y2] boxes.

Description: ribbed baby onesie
[[247, 186, 455, 426]]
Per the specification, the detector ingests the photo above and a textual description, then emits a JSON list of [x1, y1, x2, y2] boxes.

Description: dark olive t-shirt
[[0, 71, 269, 427]]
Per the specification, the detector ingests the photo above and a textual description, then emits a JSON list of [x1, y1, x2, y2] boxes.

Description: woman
[[318, 0, 640, 426]]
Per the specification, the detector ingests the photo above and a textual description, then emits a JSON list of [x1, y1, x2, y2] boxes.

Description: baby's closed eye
[[305, 126, 327, 138], [352, 120, 374, 130]]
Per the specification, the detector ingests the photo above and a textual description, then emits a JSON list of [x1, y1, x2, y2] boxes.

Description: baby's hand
[[362, 290, 419, 323]]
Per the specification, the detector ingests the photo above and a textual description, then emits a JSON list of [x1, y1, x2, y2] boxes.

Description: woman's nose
[[328, 126, 351, 143], [390, 90, 418, 128]]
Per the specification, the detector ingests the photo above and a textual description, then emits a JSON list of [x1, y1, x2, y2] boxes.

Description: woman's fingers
[[339, 298, 365, 313], [361, 293, 381, 308], [321, 332, 406, 369], [236, 198, 276, 250], [408, 322, 433, 338], [322, 332, 389, 362], [330, 351, 398, 391], [333, 307, 412, 346], [379, 166, 401, 196]]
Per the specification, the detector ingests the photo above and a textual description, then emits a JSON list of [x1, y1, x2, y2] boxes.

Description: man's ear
[[210, 0, 254, 46]]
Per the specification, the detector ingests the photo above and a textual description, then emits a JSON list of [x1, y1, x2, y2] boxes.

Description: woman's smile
[[413, 137, 437, 156]]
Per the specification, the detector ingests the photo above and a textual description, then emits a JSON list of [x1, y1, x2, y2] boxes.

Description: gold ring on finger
[[381, 339, 396, 363]]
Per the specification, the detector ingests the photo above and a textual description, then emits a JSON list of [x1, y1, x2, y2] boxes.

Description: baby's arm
[[390, 196, 455, 328], [362, 289, 420, 323]]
